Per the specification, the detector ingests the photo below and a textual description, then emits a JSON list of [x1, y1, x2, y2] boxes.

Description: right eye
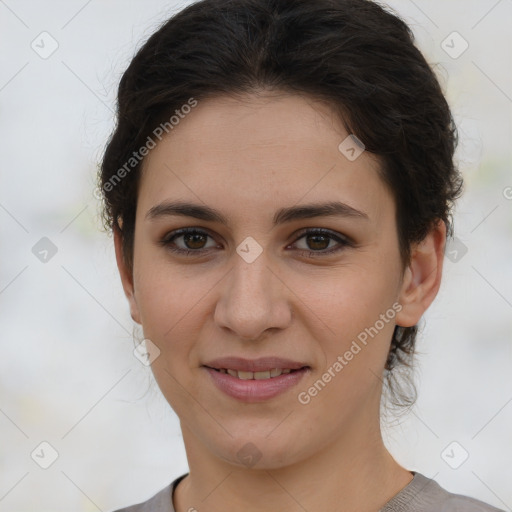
[[160, 228, 219, 256]]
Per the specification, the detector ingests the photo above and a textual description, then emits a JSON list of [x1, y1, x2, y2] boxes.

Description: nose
[[214, 250, 292, 341]]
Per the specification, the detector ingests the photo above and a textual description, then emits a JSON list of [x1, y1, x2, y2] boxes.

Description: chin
[[209, 432, 308, 471]]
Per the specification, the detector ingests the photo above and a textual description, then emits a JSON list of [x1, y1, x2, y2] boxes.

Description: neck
[[174, 404, 412, 512]]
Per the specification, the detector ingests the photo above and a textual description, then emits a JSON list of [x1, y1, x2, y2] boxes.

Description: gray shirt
[[112, 471, 505, 512]]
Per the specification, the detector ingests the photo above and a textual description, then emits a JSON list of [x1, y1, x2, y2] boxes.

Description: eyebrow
[[145, 200, 369, 226]]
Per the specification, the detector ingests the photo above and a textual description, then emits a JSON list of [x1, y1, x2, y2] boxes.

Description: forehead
[[138, 92, 395, 226]]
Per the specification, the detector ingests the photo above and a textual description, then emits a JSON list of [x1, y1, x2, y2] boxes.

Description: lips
[[204, 365, 310, 402], [202, 356, 310, 401]]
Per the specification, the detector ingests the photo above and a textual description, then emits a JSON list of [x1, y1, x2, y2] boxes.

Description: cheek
[[298, 261, 400, 335], [291, 260, 402, 398], [132, 234, 211, 332], [134, 265, 206, 343], [132, 262, 210, 416], [133, 244, 401, 353], [295, 271, 399, 421]]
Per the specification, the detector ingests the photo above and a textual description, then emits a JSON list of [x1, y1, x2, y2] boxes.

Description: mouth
[[203, 366, 308, 380], [201, 358, 311, 402], [203, 365, 311, 403]]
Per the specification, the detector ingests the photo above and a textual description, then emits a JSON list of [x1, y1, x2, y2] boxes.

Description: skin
[[114, 91, 446, 512]]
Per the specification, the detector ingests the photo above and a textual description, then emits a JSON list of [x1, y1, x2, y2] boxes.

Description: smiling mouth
[[204, 366, 308, 380]]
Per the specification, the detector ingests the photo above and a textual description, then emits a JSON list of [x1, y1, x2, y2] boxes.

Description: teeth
[[254, 370, 270, 380], [218, 368, 298, 379]]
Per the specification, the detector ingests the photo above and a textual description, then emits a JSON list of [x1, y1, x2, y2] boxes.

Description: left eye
[[160, 228, 351, 256], [293, 229, 348, 253]]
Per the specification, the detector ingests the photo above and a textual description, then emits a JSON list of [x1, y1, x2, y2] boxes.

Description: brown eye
[[303, 233, 332, 251], [182, 232, 208, 249], [292, 228, 352, 256], [161, 228, 218, 255]]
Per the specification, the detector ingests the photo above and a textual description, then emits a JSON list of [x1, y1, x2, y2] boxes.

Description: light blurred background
[[0, 1, 511, 511]]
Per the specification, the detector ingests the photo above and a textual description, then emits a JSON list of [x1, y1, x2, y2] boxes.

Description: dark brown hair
[[98, 0, 462, 409]]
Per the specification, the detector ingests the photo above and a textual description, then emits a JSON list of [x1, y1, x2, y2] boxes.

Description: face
[[116, 92, 440, 470]]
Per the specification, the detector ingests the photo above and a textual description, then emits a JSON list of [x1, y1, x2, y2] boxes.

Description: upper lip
[[203, 357, 309, 372]]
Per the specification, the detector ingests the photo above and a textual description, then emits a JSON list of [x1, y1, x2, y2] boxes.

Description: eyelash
[[159, 227, 353, 258]]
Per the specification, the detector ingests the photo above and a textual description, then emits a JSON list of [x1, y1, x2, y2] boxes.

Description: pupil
[[185, 233, 206, 249], [307, 235, 329, 250]]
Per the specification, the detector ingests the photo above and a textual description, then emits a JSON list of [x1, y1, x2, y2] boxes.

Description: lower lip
[[203, 367, 309, 403]]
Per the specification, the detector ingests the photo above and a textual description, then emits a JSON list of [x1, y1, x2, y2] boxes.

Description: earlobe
[[113, 226, 142, 325], [395, 221, 446, 328]]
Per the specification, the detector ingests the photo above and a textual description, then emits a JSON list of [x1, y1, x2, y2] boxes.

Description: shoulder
[[111, 484, 173, 512], [440, 494, 506, 512], [110, 474, 187, 512], [381, 472, 506, 512]]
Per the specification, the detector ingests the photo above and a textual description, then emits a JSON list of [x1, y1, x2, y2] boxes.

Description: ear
[[113, 226, 141, 325], [395, 220, 446, 327]]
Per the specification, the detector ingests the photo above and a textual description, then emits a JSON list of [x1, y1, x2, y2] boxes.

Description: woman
[[99, 0, 504, 510]]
